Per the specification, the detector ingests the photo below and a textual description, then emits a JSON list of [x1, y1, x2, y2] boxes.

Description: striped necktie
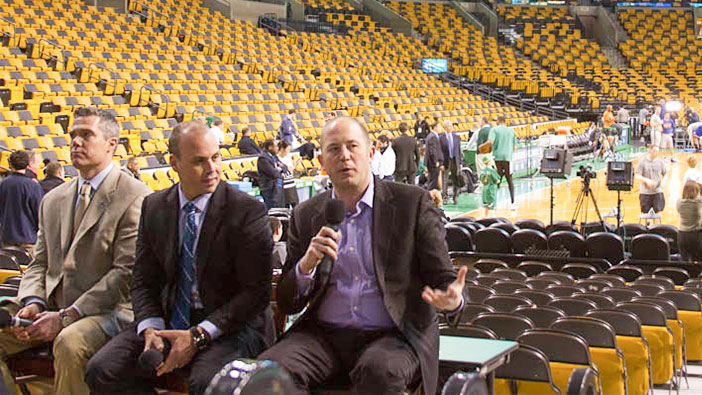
[[170, 202, 197, 330]]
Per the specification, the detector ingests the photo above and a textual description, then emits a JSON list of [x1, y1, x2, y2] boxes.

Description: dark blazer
[[414, 119, 429, 139], [440, 132, 462, 169], [0, 172, 42, 244], [39, 175, 64, 195], [276, 179, 457, 395], [131, 181, 273, 337], [299, 142, 315, 161], [424, 132, 442, 170], [392, 134, 420, 173], [257, 152, 286, 198], [238, 136, 261, 155]]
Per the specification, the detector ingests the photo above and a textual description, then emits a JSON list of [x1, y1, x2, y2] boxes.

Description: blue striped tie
[[170, 202, 197, 330]]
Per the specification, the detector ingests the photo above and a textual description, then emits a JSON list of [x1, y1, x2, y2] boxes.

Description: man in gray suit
[[392, 122, 420, 184]]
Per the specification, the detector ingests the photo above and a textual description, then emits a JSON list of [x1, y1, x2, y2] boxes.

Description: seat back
[[489, 222, 519, 235], [514, 289, 556, 306], [471, 312, 535, 340], [444, 224, 473, 252], [511, 229, 548, 254], [601, 287, 642, 302], [544, 284, 585, 297], [458, 303, 495, 324], [440, 323, 498, 339], [629, 282, 665, 297], [606, 265, 643, 282], [546, 220, 577, 234], [631, 233, 670, 260], [517, 261, 553, 277], [475, 228, 513, 253], [474, 258, 509, 273], [636, 275, 675, 290], [618, 223, 647, 251], [526, 277, 560, 290], [492, 280, 530, 294], [464, 285, 495, 304], [547, 297, 598, 316], [652, 266, 690, 286], [572, 293, 616, 309], [589, 274, 626, 288], [537, 271, 575, 284], [515, 219, 546, 233], [561, 263, 598, 279], [483, 295, 534, 312], [648, 224, 679, 254], [575, 279, 613, 293], [494, 344, 560, 395], [548, 231, 587, 258], [491, 268, 528, 281], [586, 232, 625, 265], [514, 306, 566, 328]]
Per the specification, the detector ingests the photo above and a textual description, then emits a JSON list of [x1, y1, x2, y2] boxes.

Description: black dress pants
[[679, 230, 702, 262], [257, 322, 420, 395], [394, 170, 415, 185], [495, 160, 515, 204], [85, 322, 267, 395], [427, 167, 440, 190]]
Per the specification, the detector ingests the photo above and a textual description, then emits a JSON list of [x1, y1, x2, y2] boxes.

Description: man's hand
[[298, 226, 341, 275], [143, 328, 165, 353], [26, 311, 62, 342], [154, 330, 196, 376], [422, 266, 468, 312], [11, 304, 40, 341]]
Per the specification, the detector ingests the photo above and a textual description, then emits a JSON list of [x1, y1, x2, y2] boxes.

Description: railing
[[37, 38, 69, 70], [137, 85, 170, 118], [258, 14, 351, 35], [0, 17, 16, 41], [87, 62, 119, 94]]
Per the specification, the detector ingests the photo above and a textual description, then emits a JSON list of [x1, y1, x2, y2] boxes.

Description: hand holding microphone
[[298, 199, 345, 287]]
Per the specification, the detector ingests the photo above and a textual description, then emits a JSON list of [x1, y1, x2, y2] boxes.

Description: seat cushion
[[667, 319, 684, 369], [494, 378, 559, 395], [616, 336, 650, 395], [679, 310, 702, 361], [590, 347, 625, 395], [549, 362, 593, 394], [642, 326, 674, 385]]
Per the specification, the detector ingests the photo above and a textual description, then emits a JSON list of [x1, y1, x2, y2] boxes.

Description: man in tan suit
[[0, 106, 151, 394]]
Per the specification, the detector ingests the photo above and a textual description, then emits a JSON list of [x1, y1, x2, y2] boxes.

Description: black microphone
[[0, 310, 33, 327], [316, 199, 346, 288], [138, 339, 171, 373]]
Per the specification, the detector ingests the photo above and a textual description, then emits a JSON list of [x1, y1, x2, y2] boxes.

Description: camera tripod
[[571, 173, 607, 234]]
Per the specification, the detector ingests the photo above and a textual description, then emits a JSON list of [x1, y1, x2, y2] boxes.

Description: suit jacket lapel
[[59, 178, 78, 256], [372, 179, 395, 296], [71, 167, 119, 247], [163, 185, 179, 285], [195, 182, 226, 286]]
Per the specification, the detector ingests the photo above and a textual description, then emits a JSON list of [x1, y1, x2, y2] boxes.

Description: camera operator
[[636, 144, 667, 216]]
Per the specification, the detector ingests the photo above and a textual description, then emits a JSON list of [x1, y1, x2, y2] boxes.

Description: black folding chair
[[514, 289, 556, 307], [514, 306, 566, 328], [471, 312, 535, 340], [517, 261, 553, 277], [547, 297, 598, 316]]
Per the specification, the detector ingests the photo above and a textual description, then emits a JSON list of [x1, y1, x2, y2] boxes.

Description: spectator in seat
[[85, 120, 273, 394], [0, 106, 151, 395], [298, 136, 315, 161], [0, 150, 43, 254], [677, 180, 702, 262], [257, 116, 467, 395], [270, 216, 286, 269], [209, 118, 225, 146], [121, 156, 141, 180], [237, 127, 260, 155], [258, 139, 286, 209], [39, 160, 64, 195]]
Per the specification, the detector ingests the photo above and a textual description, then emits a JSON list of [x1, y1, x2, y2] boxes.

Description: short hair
[[241, 127, 250, 135], [269, 216, 282, 234], [126, 156, 139, 166], [496, 115, 507, 124], [430, 120, 440, 130], [320, 117, 370, 148], [45, 161, 62, 177], [480, 116, 489, 124], [683, 180, 700, 200], [27, 150, 40, 165], [378, 135, 389, 144], [168, 120, 208, 157], [9, 151, 29, 170], [288, 109, 296, 115], [688, 155, 698, 168], [278, 140, 291, 151], [647, 144, 659, 151], [442, 119, 452, 128], [429, 189, 442, 208], [262, 139, 275, 151], [606, 105, 613, 111], [398, 122, 408, 133], [213, 119, 223, 126], [73, 106, 119, 140]]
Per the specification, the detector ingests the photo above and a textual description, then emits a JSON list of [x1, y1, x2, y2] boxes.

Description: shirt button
[[350, 247, 355, 252], [353, 306, 358, 311], [354, 276, 359, 281], [350, 219, 355, 224]]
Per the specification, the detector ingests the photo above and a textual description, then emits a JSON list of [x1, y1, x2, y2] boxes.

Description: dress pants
[[495, 160, 515, 204], [0, 304, 110, 395], [85, 321, 267, 395], [258, 321, 420, 395], [427, 167, 440, 191], [394, 171, 415, 185], [679, 230, 702, 262], [441, 161, 461, 201]]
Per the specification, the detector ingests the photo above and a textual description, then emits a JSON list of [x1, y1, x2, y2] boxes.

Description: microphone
[[0, 310, 33, 327], [138, 340, 171, 373], [316, 199, 346, 288]]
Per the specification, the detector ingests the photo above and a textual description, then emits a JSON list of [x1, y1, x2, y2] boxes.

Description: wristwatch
[[190, 326, 210, 351], [59, 308, 80, 328]]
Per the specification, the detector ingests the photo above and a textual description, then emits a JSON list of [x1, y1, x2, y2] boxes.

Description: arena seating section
[[0, 0, 597, 191]]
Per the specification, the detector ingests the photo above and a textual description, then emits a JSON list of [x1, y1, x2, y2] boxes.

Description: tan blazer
[[17, 166, 152, 337]]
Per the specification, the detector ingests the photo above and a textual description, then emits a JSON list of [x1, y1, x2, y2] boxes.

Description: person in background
[[121, 156, 141, 180], [392, 122, 420, 185], [270, 216, 286, 270], [258, 139, 286, 209], [677, 180, 702, 262], [638, 106, 650, 140], [24, 150, 42, 181], [278, 109, 301, 145], [237, 127, 261, 155], [636, 144, 667, 217], [651, 106, 663, 148], [440, 120, 462, 204], [371, 133, 395, 181], [661, 112, 676, 162], [39, 161, 64, 194], [413, 112, 430, 140], [278, 140, 300, 208], [487, 115, 517, 211], [209, 119, 225, 146], [603, 105, 616, 130], [429, 189, 450, 224], [683, 155, 702, 186], [298, 136, 315, 161], [480, 156, 500, 217], [616, 106, 629, 128], [425, 120, 443, 190], [474, 116, 492, 175], [0, 151, 43, 253]]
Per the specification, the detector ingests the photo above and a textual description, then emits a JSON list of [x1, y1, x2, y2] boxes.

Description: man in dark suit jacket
[[257, 139, 286, 209], [414, 112, 430, 140], [392, 122, 420, 184], [440, 120, 463, 204], [258, 117, 467, 395], [424, 120, 443, 191], [85, 121, 273, 394], [237, 127, 261, 155]]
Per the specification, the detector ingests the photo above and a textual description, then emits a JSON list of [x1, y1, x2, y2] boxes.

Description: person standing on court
[[392, 122, 420, 184], [425, 120, 443, 191], [0, 151, 43, 254], [636, 144, 667, 217], [0, 107, 151, 395], [440, 120, 463, 204], [474, 116, 491, 175], [257, 116, 467, 395], [85, 121, 274, 394], [487, 115, 517, 210]]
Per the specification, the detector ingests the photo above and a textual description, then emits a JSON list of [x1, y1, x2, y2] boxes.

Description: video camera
[[577, 165, 596, 180]]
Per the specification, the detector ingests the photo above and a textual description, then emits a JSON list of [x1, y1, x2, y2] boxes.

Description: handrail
[[138, 85, 170, 118], [87, 62, 118, 94], [37, 38, 68, 70], [0, 145, 14, 153], [192, 108, 215, 120], [0, 17, 16, 39]]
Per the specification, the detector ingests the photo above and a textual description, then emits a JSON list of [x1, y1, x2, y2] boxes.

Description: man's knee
[[52, 330, 88, 363], [350, 356, 409, 394]]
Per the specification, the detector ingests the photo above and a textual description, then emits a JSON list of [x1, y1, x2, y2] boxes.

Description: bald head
[[319, 116, 373, 199], [320, 117, 370, 149], [169, 121, 212, 158], [169, 121, 222, 200]]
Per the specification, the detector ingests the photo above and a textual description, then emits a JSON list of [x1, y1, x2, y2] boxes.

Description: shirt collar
[[331, 176, 375, 216], [178, 185, 212, 213], [78, 162, 113, 191]]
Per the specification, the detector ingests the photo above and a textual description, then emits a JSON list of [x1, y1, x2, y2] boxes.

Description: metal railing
[[137, 85, 170, 118], [87, 62, 119, 94], [0, 17, 16, 41], [37, 38, 69, 70]]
